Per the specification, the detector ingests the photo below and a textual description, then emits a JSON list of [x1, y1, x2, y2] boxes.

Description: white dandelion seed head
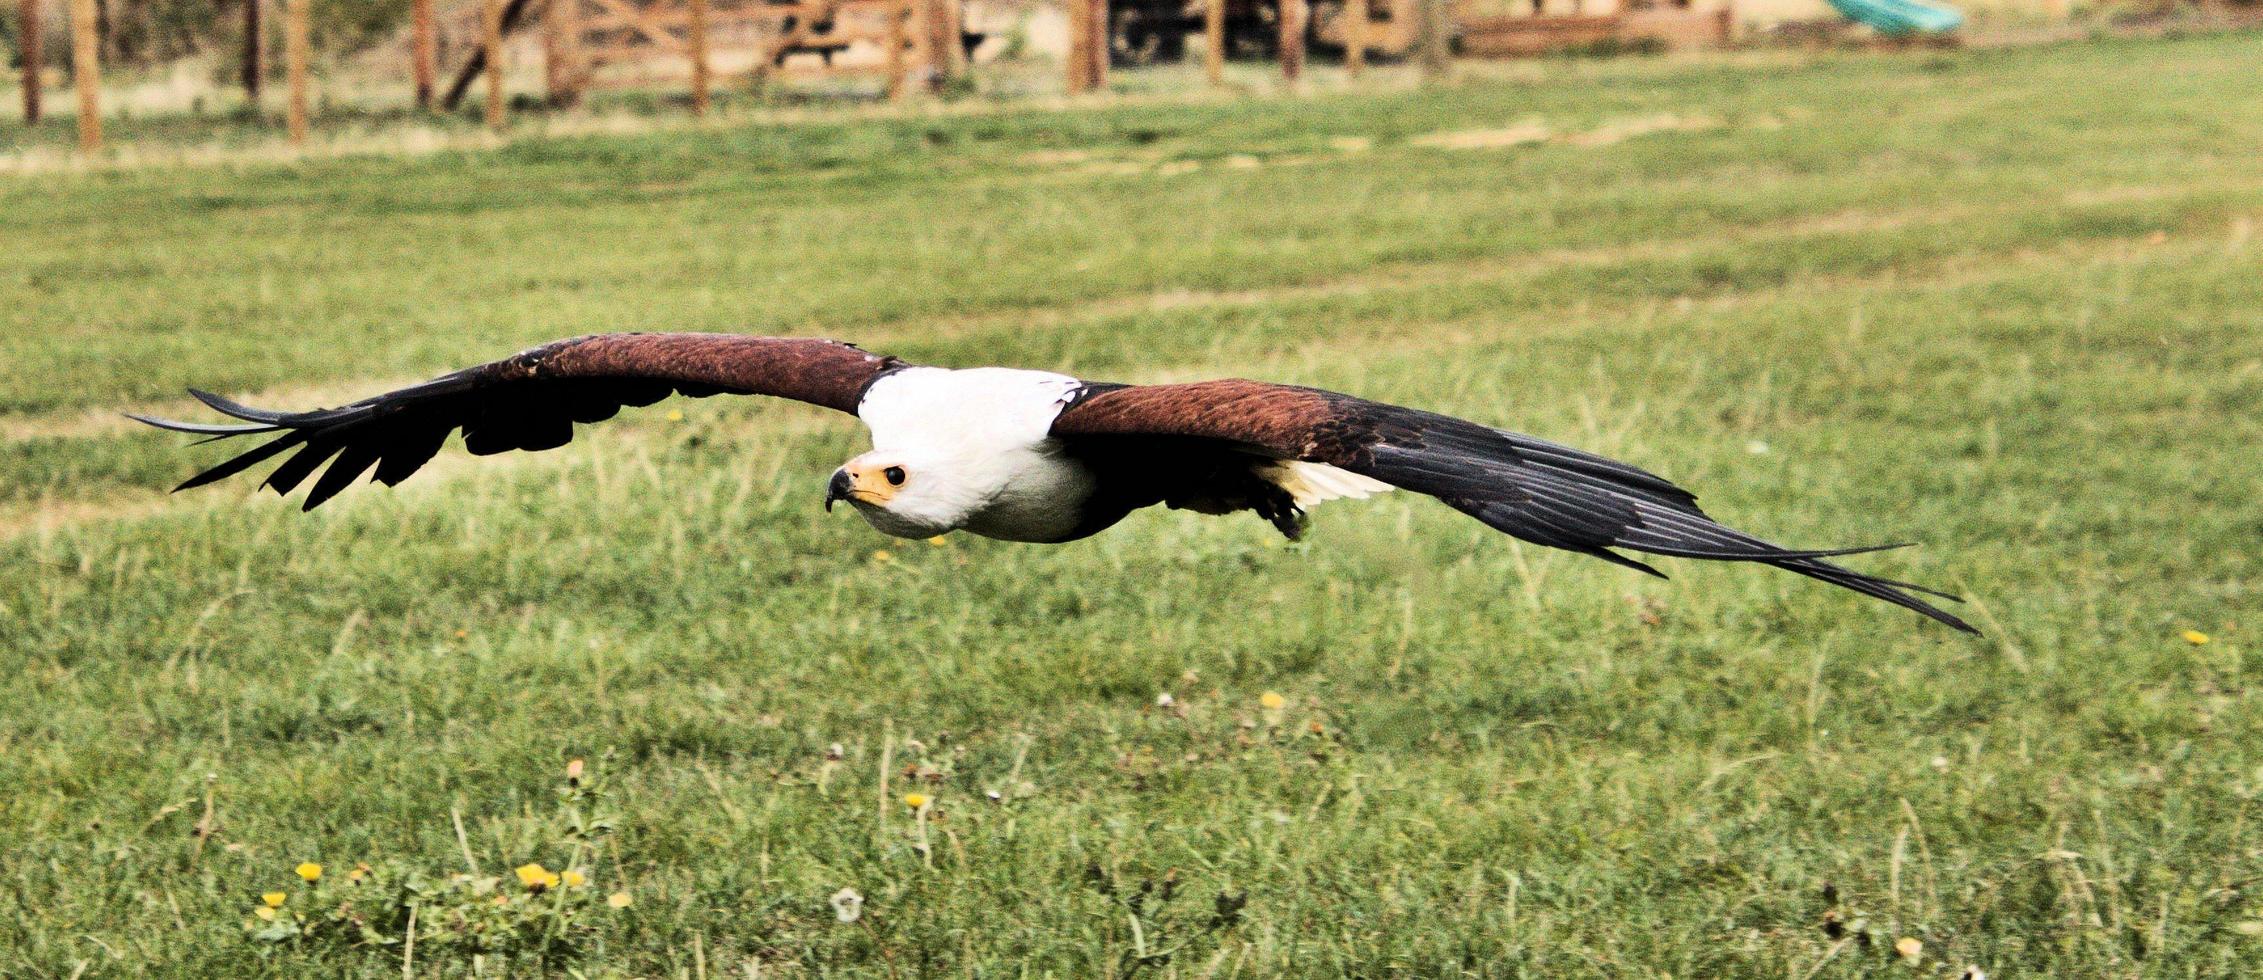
[[830, 887, 864, 923]]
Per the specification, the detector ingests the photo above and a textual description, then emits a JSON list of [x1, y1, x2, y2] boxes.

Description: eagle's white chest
[[855, 367, 1096, 542]]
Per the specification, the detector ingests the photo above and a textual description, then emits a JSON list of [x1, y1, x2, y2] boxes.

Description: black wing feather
[[265, 436, 350, 496], [372, 421, 453, 487], [303, 441, 384, 511], [129, 334, 907, 510], [172, 431, 308, 491], [1358, 414, 1976, 633], [1051, 380, 1976, 634]]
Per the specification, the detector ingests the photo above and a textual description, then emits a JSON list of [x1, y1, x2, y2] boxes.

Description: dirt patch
[[1412, 112, 1723, 151], [1561, 113, 1722, 147], [1411, 120, 1552, 150]]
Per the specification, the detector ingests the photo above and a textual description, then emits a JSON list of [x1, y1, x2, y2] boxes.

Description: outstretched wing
[[1050, 379, 1975, 633], [130, 333, 907, 511]]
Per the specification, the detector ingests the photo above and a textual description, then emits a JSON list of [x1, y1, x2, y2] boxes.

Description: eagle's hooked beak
[[824, 468, 854, 512]]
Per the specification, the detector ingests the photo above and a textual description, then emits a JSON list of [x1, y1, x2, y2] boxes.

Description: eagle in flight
[[131, 333, 1974, 632]]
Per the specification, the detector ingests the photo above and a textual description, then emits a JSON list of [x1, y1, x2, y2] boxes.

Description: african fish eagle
[[130, 333, 1974, 632]]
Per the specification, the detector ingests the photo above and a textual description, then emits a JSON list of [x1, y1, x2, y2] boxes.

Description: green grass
[[3, 32, 2262, 976]]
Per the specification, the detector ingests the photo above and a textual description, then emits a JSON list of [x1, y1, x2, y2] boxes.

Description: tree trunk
[[242, 0, 263, 101], [18, 0, 42, 124]]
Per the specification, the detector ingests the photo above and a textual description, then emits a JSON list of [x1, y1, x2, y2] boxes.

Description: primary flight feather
[[130, 332, 1976, 633]]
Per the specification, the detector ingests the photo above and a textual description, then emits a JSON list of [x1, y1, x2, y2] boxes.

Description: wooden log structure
[[1417, 0, 1448, 80], [545, 0, 929, 101], [17, 0, 40, 124], [484, 0, 506, 128], [686, 0, 710, 113], [1277, 0, 1302, 85], [546, 0, 584, 104], [69, 0, 97, 150], [921, 0, 954, 91], [1459, 6, 1731, 57], [1065, 0, 1090, 93], [885, 0, 908, 98], [1084, 0, 1106, 90], [942, 0, 966, 77], [412, 0, 436, 107], [285, 0, 309, 143], [242, 0, 263, 102], [1458, 11, 1613, 55], [544, 0, 564, 97], [1343, 0, 1365, 78], [1203, 0, 1223, 86]]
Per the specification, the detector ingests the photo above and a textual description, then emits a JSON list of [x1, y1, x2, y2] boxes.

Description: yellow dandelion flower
[[261, 892, 287, 908], [252, 906, 277, 921], [607, 891, 634, 909], [903, 792, 929, 809], [926, 535, 949, 547], [871, 549, 894, 563], [515, 863, 551, 890], [2183, 629, 2211, 645], [562, 869, 587, 888], [295, 862, 323, 882], [666, 409, 685, 422], [1894, 936, 1924, 962], [1259, 691, 1287, 711]]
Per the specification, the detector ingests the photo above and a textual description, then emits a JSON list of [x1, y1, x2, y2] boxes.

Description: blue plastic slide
[[1824, 0, 1963, 35]]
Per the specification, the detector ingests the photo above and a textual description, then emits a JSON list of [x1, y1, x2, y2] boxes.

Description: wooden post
[[1277, 0, 1302, 85], [945, 0, 966, 75], [922, 0, 950, 92], [411, 0, 435, 107], [1203, 0, 1223, 86], [284, 0, 308, 144], [1085, 0, 1106, 90], [240, 0, 263, 101], [556, 0, 582, 105], [1417, 0, 1447, 82], [687, 0, 710, 114], [542, 2, 560, 99], [483, 0, 505, 129], [68, 0, 97, 150], [17, 0, 40, 124], [884, 0, 909, 100], [546, 0, 581, 106], [1065, 0, 1088, 94], [1343, 0, 1364, 78]]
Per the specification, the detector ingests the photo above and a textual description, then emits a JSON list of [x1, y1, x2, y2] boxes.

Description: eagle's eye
[[883, 466, 907, 487]]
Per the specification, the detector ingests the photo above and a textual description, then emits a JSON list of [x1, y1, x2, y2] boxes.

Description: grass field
[[3, 31, 2261, 976]]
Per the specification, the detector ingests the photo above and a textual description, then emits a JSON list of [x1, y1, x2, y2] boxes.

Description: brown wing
[[1051, 379, 1975, 633], [130, 333, 907, 511]]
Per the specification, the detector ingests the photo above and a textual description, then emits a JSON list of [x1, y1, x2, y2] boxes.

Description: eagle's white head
[[824, 450, 990, 539], [825, 367, 1097, 543]]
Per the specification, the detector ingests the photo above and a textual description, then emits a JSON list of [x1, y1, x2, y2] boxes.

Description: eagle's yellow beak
[[824, 463, 899, 511]]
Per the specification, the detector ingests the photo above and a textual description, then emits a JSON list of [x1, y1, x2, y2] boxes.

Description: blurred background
[[3, 0, 2254, 156]]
